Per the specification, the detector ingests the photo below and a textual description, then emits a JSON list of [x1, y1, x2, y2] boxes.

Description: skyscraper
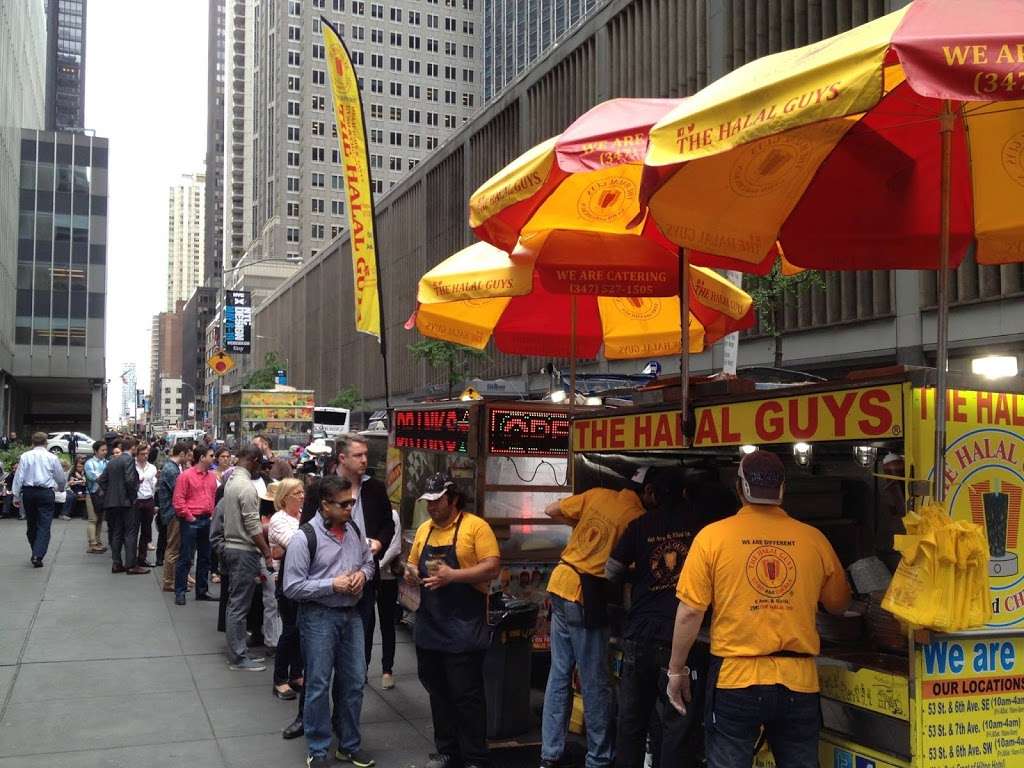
[[239, 0, 484, 271], [120, 362, 137, 423], [166, 172, 207, 310], [483, 0, 603, 101], [45, 0, 87, 131], [204, 0, 226, 286], [0, 2, 47, 430]]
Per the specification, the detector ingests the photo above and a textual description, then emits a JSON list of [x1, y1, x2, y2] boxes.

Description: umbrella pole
[[569, 294, 577, 416], [679, 248, 690, 445], [934, 100, 954, 503]]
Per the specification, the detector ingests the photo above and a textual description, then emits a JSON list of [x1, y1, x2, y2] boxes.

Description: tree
[[408, 340, 488, 399], [746, 262, 825, 369], [329, 386, 363, 410], [244, 351, 286, 389]]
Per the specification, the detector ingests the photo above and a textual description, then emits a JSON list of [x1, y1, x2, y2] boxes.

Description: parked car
[[46, 432, 94, 456]]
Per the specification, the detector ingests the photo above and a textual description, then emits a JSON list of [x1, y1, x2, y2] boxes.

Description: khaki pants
[[162, 517, 181, 589], [86, 493, 106, 549]]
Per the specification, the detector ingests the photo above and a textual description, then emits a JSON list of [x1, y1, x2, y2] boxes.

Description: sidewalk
[[0, 519, 539, 767]]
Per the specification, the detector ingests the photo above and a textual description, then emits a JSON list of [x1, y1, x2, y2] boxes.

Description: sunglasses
[[323, 498, 356, 509]]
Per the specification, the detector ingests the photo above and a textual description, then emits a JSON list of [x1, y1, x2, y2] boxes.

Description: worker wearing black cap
[[666, 450, 851, 768], [405, 474, 501, 768]]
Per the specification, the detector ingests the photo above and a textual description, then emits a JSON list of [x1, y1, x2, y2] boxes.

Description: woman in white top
[[270, 478, 304, 700]]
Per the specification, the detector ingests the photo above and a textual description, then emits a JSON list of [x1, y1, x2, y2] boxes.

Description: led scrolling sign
[[488, 408, 571, 457], [393, 408, 472, 453]]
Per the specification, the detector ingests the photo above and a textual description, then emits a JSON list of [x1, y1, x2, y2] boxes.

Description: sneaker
[[335, 749, 375, 767], [305, 755, 331, 768], [244, 654, 266, 664], [229, 658, 267, 672], [381, 673, 395, 690], [58, 514, 72, 520], [425, 755, 457, 768]]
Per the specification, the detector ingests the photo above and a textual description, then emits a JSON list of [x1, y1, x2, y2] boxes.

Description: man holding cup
[[405, 474, 501, 768]]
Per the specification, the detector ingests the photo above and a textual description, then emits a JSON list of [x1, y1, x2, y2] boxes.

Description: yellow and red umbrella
[[641, 0, 1024, 493], [643, 0, 1024, 271], [406, 241, 754, 360], [468, 98, 785, 275]]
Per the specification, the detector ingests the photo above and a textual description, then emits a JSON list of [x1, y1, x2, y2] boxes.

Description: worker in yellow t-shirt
[[405, 474, 500, 768], [540, 477, 647, 768], [666, 450, 851, 768]]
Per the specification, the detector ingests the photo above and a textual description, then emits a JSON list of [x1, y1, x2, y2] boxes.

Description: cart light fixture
[[549, 389, 568, 404], [739, 444, 757, 455], [584, 396, 603, 406], [853, 445, 877, 468], [971, 355, 1019, 380], [793, 442, 813, 466]]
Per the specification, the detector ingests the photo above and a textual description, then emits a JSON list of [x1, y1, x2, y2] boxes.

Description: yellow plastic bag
[[881, 503, 992, 631]]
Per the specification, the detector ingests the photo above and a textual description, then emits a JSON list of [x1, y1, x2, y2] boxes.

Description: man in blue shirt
[[284, 475, 376, 768], [84, 441, 109, 554], [12, 432, 67, 567]]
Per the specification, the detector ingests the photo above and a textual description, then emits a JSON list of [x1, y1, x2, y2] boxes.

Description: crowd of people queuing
[[1, 427, 852, 768]]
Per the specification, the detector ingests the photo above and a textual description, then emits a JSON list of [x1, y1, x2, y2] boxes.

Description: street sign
[[223, 290, 252, 353], [208, 351, 236, 376]]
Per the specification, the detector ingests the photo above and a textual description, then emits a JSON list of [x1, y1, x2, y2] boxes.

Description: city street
[[0, 520, 539, 767]]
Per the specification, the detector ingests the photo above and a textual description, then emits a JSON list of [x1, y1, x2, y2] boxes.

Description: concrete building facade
[[205, 0, 226, 287], [11, 129, 108, 437], [119, 362, 136, 424], [180, 286, 217, 426], [150, 301, 185, 419], [166, 172, 206, 310], [45, 0, 87, 132], [0, 2, 47, 432], [483, 0, 602, 101], [251, 0, 1024, 408]]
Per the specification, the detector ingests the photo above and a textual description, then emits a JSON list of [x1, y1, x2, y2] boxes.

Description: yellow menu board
[[918, 634, 1024, 767]]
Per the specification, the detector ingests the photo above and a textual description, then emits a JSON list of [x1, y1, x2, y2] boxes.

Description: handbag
[[559, 559, 611, 629]]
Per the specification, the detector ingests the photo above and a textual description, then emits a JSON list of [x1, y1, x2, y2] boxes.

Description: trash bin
[[484, 598, 539, 739]]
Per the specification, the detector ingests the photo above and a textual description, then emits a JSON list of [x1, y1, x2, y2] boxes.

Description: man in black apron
[[404, 474, 501, 768]]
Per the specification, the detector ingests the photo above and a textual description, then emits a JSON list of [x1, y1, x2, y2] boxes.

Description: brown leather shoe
[[125, 566, 151, 575], [162, 585, 175, 592], [111, 564, 126, 574]]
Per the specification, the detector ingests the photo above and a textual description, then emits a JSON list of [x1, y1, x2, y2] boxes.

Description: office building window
[[331, 225, 343, 238], [390, 7, 401, 21], [389, 106, 402, 121], [287, 151, 300, 167], [427, 136, 438, 149], [427, 62, 438, 77], [312, 44, 325, 59], [444, 89, 456, 104], [311, 95, 325, 110], [352, 50, 364, 65], [311, 223, 324, 239], [426, 87, 438, 101], [426, 111, 438, 126], [390, 31, 402, 46], [372, 179, 383, 193], [462, 44, 474, 58], [389, 156, 402, 171], [311, 147, 325, 162], [332, 149, 340, 163], [370, 103, 383, 119], [312, 18, 321, 33], [371, 53, 383, 69], [288, 75, 301, 91], [287, 201, 300, 217], [288, 125, 301, 141], [463, 20, 474, 34], [287, 176, 301, 192], [409, 84, 420, 98], [370, 128, 383, 143], [370, 153, 383, 169], [288, 25, 301, 41], [333, 0, 344, 8], [312, 198, 325, 214], [388, 131, 402, 146], [312, 121, 325, 136], [445, 17, 456, 31], [312, 69, 325, 85], [288, 100, 301, 115], [352, 25, 365, 40], [463, 0, 474, 8], [444, 114, 456, 128], [389, 56, 402, 71], [370, 78, 383, 93], [427, 14, 438, 29], [287, 227, 300, 242], [331, 174, 343, 189], [311, 172, 325, 187], [409, 11, 420, 25], [408, 109, 421, 123], [351, 0, 364, 14], [462, 93, 474, 108], [390, 81, 402, 96], [408, 158, 420, 171], [371, 3, 383, 18], [408, 34, 421, 49], [288, 50, 302, 66], [370, 28, 382, 43], [445, 41, 456, 56], [427, 38, 438, 52], [408, 133, 421, 148], [331, 200, 345, 215], [444, 65, 456, 80], [313, 0, 324, 8], [462, 68, 474, 82], [408, 60, 421, 74]]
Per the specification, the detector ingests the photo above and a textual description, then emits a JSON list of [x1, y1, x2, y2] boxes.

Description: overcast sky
[[85, 0, 208, 420]]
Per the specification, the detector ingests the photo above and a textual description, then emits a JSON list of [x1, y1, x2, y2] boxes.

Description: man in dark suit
[[98, 437, 144, 574], [331, 433, 395, 670]]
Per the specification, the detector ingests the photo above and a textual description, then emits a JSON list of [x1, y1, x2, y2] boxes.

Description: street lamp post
[[178, 380, 197, 429]]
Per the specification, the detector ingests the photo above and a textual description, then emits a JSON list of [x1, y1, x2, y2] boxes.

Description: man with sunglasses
[[666, 450, 851, 768], [284, 475, 376, 768]]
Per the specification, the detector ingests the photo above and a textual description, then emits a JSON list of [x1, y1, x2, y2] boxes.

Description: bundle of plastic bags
[[881, 503, 991, 631]]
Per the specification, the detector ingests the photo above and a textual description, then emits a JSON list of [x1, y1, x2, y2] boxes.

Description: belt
[[25, 485, 54, 490]]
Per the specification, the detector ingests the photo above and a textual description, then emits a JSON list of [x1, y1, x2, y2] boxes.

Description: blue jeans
[[541, 595, 612, 768], [299, 602, 366, 758], [706, 685, 821, 768], [22, 487, 55, 560], [175, 517, 211, 597]]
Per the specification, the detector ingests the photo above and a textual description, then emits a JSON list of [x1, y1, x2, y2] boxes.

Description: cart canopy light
[[793, 442, 813, 466], [971, 355, 1019, 380], [853, 445, 877, 467], [739, 444, 757, 455], [549, 390, 568, 404], [584, 396, 603, 406]]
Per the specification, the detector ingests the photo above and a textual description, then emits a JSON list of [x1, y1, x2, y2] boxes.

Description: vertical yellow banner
[[322, 18, 381, 339]]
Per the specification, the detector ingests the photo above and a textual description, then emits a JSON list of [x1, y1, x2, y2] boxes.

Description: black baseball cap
[[738, 450, 785, 505], [419, 473, 456, 501]]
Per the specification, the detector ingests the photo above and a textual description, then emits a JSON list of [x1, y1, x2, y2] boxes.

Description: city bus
[[313, 406, 350, 437]]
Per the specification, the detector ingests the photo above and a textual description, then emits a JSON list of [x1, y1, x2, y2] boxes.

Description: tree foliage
[[329, 386, 363, 410], [745, 262, 825, 368], [408, 340, 488, 399], [244, 352, 286, 389]]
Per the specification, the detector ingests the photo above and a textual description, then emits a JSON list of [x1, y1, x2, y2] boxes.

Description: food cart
[[570, 369, 1024, 768], [220, 388, 315, 452], [389, 399, 581, 650]]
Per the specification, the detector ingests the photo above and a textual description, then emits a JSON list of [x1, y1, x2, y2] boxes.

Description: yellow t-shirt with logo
[[676, 505, 850, 692], [408, 512, 501, 594], [547, 488, 645, 604]]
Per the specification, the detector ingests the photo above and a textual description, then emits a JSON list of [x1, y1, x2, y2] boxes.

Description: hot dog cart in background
[[388, 400, 583, 651], [571, 369, 1024, 768]]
